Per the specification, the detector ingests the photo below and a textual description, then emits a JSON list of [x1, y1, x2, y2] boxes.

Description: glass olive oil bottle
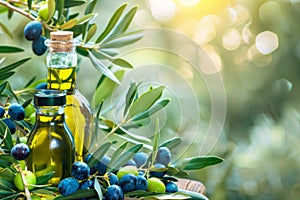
[[27, 90, 75, 186], [45, 31, 93, 161]]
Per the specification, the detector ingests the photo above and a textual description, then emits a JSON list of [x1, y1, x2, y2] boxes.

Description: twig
[[0, 0, 55, 31], [0, 0, 35, 20], [6, 0, 39, 9]]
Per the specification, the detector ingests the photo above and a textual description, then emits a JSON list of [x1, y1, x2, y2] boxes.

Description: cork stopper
[[48, 31, 76, 52], [50, 31, 73, 41]]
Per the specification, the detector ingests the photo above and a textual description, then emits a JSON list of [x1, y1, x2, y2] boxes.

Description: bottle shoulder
[[66, 90, 92, 113], [28, 122, 73, 140]]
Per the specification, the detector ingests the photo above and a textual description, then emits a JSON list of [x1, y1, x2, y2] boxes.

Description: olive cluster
[[0, 103, 26, 134], [58, 146, 177, 200], [23, 21, 47, 56]]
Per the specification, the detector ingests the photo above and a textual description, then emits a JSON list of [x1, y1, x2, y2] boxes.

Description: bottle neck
[[47, 51, 77, 92], [36, 106, 65, 123]]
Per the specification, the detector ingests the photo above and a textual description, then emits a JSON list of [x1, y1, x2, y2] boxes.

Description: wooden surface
[[176, 178, 206, 194], [125, 178, 205, 199]]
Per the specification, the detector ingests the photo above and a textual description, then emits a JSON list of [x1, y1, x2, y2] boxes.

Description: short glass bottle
[[27, 90, 75, 186], [45, 31, 93, 161]]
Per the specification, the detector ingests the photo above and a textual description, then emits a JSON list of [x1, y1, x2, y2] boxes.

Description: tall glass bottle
[[45, 31, 93, 161], [27, 90, 75, 186]]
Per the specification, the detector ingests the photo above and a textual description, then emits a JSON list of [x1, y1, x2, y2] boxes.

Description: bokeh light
[[222, 29, 241, 51], [242, 27, 253, 44], [259, 1, 281, 22], [149, 0, 176, 22], [177, 0, 201, 7], [255, 31, 279, 55], [200, 46, 223, 74], [224, 7, 238, 24], [194, 15, 219, 44], [233, 4, 251, 24], [247, 44, 273, 66]]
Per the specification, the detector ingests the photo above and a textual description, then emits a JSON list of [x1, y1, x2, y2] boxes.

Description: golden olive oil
[[46, 31, 93, 162], [47, 66, 92, 161], [27, 91, 75, 186], [47, 65, 76, 91]]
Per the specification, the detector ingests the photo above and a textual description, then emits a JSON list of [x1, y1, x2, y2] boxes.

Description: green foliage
[[0, 46, 23, 53], [0, 58, 31, 81], [87, 142, 112, 168], [173, 156, 224, 171], [0, 1, 142, 84], [0, 121, 13, 151], [126, 191, 191, 200], [92, 70, 124, 107], [0, 1, 224, 199], [128, 86, 165, 118], [107, 144, 143, 173], [36, 171, 55, 185]]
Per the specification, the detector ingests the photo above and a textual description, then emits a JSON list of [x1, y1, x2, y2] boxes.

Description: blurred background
[[1, 0, 300, 199]]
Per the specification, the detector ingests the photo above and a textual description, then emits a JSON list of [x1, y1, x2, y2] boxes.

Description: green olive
[[14, 170, 36, 191], [116, 165, 139, 179], [147, 177, 166, 193], [38, 4, 48, 21], [24, 104, 35, 118]]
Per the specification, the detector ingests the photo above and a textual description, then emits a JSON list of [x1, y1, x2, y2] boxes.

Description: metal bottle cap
[[34, 90, 66, 106]]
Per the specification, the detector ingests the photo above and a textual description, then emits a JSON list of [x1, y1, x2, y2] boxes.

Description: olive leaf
[[129, 86, 165, 118], [57, 0, 65, 23], [142, 192, 191, 200], [88, 50, 121, 84], [36, 171, 55, 185], [64, 0, 86, 8], [0, 190, 14, 198], [92, 70, 124, 108], [0, 58, 31, 81], [0, 81, 7, 94], [46, 0, 56, 23], [112, 58, 133, 69], [0, 22, 13, 39], [21, 98, 32, 109], [119, 126, 152, 143], [0, 46, 23, 53], [94, 178, 103, 200], [130, 98, 170, 121], [54, 189, 98, 199], [27, 0, 32, 10], [96, 3, 128, 43], [99, 48, 119, 57], [85, 24, 97, 42], [116, 134, 153, 150], [85, 0, 98, 15], [100, 6, 138, 44], [108, 142, 128, 171], [173, 156, 224, 171], [159, 137, 182, 150], [0, 193, 20, 200], [0, 58, 31, 73], [87, 142, 112, 168], [100, 31, 143, 49], [151, 119, 160, 166], [108, 144, 143, 173], [178, 190, 209, 200], [76, 13, 97, 25], [32, 188, 57, 196], [60, 19, 78, 30], [124, 81, 140, 117], [0, 167, 15, 180], [0, 121, 14, 151]]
